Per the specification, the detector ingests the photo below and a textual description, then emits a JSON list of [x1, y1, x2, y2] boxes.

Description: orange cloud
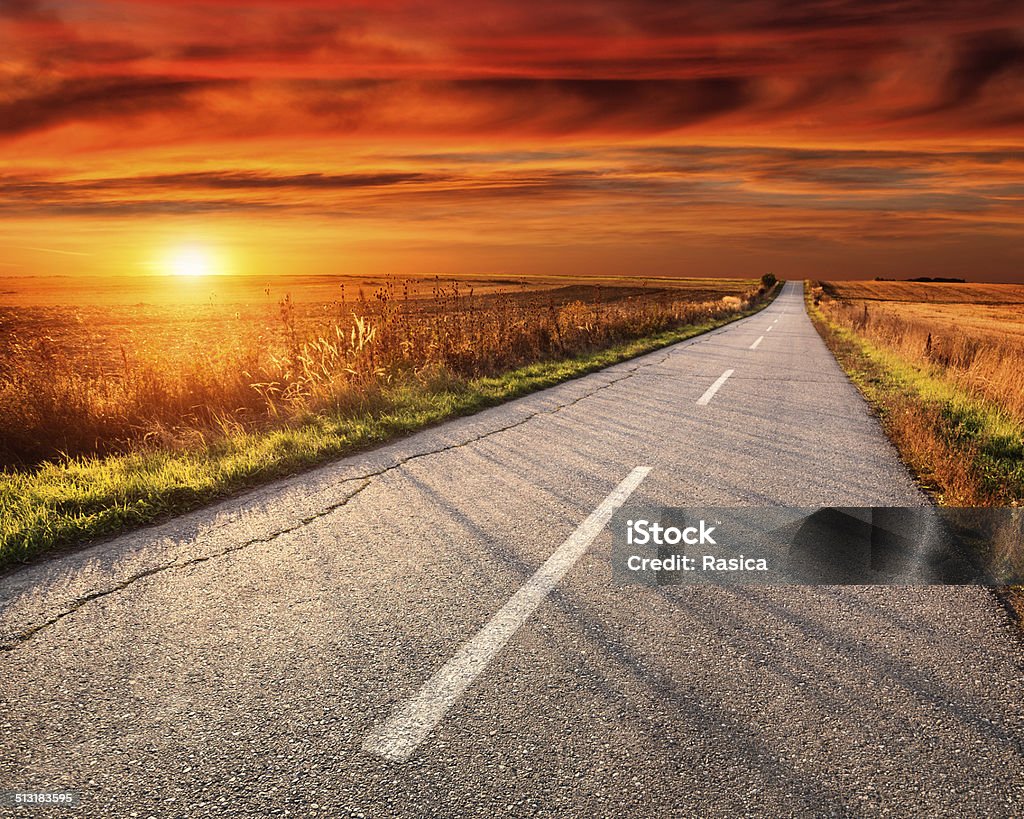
[[0, 0, 1022, 279]]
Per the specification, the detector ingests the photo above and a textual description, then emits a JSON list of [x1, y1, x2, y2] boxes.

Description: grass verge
[[804, 282, 1023, 621], [1, 295, 775, 571]]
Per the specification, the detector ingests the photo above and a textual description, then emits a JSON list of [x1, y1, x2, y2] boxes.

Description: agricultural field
[[815, 281, 1024, 422], [0, 274, 754, 382], [807, 279, 1024, 508], [0, 273, 774, 566], [0, 274, 758, 467], [822, 280, 1024, 342]]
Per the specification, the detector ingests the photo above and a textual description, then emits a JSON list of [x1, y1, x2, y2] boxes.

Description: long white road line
[[696, 368, 734, 405], [362, 466, 652, 762]]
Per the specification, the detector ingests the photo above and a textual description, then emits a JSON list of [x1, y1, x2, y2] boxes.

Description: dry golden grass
[[812, 280, 1024, 426], [0, 275, 765, 468], [809, 281, 1024, 615], [807, 280, 1024, 511]]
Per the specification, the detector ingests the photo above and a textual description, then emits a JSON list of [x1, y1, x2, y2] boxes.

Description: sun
[[169, 245, 212, 277]]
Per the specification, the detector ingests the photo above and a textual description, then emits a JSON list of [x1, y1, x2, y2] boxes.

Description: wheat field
[[807, 279, 1024, 509], [811, 281, 1024, 426], [0, 275, 765, 469]]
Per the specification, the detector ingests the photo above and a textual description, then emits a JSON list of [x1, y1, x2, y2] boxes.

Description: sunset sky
[[1, 0, 1023, 280]]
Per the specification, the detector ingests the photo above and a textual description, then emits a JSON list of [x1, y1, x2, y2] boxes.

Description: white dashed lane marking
[[362, 467, 652, 762], [697, 369, 735, 406]]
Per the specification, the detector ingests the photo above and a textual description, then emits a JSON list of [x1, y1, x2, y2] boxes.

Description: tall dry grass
[[811, 282, 1024, 425], [0, 280, 768, 468], [808, 280, 1024, 507]]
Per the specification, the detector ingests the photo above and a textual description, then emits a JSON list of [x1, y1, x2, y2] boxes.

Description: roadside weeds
[[804, 281, 1024, 622], [1, 289, 779, 571]]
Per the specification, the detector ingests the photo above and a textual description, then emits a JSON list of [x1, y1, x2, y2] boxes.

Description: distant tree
[[761, 272, 777, 289]]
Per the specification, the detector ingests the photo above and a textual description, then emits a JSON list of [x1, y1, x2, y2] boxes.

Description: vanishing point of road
[[2, 282, 1022, 816]]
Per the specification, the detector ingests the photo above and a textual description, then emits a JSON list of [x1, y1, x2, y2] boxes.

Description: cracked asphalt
[[2, 281, 1022, 817]]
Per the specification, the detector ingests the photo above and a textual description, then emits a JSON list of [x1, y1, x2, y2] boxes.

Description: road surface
[[1, 282, 1022, 816]]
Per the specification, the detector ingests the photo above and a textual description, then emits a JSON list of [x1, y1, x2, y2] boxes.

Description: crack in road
[[0, 480, 373, 651], [0, 315, 754, 650]]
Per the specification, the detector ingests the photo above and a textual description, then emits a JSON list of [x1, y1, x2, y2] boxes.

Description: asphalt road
[[2, 281, 1022, 817]]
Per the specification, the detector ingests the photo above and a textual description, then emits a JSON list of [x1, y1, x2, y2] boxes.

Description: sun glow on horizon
[[169, 246, 213, 277], [159, 242, 236, 278]]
